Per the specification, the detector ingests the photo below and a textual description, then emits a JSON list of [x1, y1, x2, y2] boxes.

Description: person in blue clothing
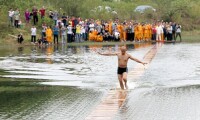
[[53, 25, 59, 44]]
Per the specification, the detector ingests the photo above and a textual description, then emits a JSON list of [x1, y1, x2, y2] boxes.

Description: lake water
[[115, 43, 200, 120], [1, 42, 199, 120], [0, 43, 151, 120]]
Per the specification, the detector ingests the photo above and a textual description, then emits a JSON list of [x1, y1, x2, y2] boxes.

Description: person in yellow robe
[[46, 26, 53, 44], [89, 31, 94, 41], [93, 29, 98, 41], [96, 34, 103, 42], [134, 23, 139, 41], [138, 23, 143, 42], [123, 23, 127, 41], [143, 24, 149, 41]]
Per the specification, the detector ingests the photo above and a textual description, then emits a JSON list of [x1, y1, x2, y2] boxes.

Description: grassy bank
[[182, 30, 200, 42]]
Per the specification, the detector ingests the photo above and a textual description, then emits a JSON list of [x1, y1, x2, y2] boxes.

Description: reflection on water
[[117, 90, 127, 108], [0, 43, 152, 88], [0, 79, 103, 120], [0, 43, 152, 120]]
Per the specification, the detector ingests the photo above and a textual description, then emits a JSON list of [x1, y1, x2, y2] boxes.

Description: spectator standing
[[152, 24, 156, 41], [62, 13, 68, 27], [81, 24, 86, 41], [14, 8, 20, 28], [53, 25, 59, 44], [49, 10, 53, 19], [156, 23, 163, 41], [31, 26, 37, 43], [75, 24, 81, 42], [175, 24, 182, 42], [61, 26, 67, 44], [172, 22, 176, 40], [8, 8, 14, 26], [167, 23, 173, 41], [46, 26, 53, 44], [24, 9, 30, 24], [39, 6, 46, 19], [41, 23, 47, 38], [32, 6, 38, 25], [67, 24, 73, 43], [53, 11, 59, 25]]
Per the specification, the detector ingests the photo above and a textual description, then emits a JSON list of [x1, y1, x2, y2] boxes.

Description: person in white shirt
[[175, 24, 182, 42], [31, 26, 37, 43], [89, 22, 95, 32], [167, 23, 173, 41], [67, 24, 73, 43], [156, 23, 163, 41], [8, 8, 14, 26]]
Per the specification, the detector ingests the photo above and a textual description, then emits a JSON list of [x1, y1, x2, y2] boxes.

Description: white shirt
[[81, 26, 86, 34], [176, 26, 181, 33], [167, 26, 173, 34], [67, 26, 73, 34], [8, 10, 14, 17], [156, 25, 163, 34], [89, 23, 95, 31], [31, 27, 37, 36]]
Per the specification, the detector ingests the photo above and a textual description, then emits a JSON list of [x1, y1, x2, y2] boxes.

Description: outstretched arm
[[97, 51, 118, 56], [92, 48, 118, 56], [129, 55, 147, 65]]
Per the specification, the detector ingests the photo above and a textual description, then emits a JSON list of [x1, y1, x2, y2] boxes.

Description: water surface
[[0, 43, 152, 120]]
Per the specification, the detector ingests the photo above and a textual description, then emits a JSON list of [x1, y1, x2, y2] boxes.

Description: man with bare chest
[[96, 46, 147, 90]]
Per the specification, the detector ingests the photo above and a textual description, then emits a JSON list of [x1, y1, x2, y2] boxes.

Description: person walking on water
[[95, 46, 147, 90]]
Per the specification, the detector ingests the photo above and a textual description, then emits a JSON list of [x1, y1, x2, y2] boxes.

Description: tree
[[153, 0, 190, 22]]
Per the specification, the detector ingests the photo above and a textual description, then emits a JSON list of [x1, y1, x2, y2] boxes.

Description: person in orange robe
[[46, 26, 53, 44], [143, 24, 148, 41], [135, 24, 138, 41], [96, 34, 103, 42], [122, 23, 127, 41], [89, 31, 94, 41], [138, 23, 143, 42], [93, 29, 98, 41]]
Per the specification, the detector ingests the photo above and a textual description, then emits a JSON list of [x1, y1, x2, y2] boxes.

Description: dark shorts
[[117, 67, 128, 75]]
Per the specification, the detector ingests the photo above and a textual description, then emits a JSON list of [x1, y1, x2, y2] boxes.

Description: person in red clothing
[[39, 6, 46, 19]]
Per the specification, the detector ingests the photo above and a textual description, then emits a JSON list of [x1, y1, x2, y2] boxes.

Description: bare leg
[[118, 75, 124, 90], [122, 72, 128, 89]]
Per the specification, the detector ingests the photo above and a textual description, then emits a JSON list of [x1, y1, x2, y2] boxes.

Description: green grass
[[182, 31, 200, 42]]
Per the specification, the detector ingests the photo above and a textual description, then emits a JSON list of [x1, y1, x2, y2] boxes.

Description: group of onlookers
[[8, 6, 182, 45], [9, 6, 46, 27]]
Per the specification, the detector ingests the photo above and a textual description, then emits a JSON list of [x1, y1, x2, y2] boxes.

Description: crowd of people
[[8, 6, 182, 45]]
